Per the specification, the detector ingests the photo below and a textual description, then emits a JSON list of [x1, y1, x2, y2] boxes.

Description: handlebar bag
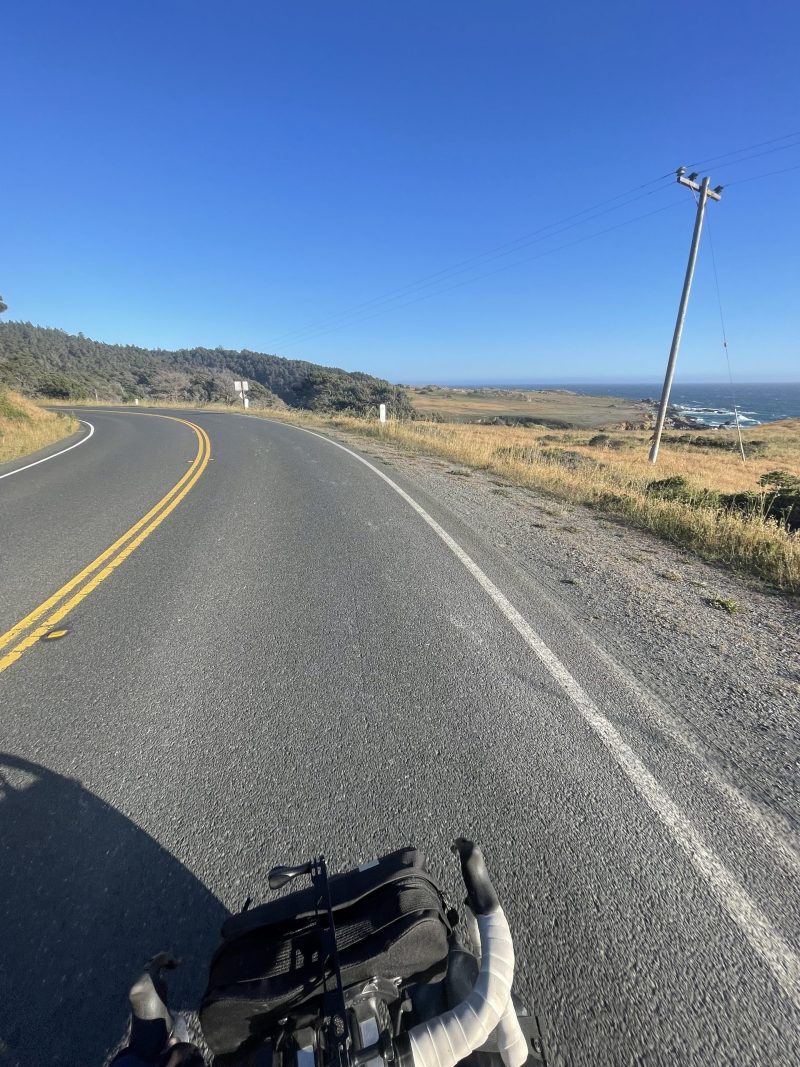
[[199, 847, 453, 1060]]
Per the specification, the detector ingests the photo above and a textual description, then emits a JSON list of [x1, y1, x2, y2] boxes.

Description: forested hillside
[[0, 322, 412, 416]]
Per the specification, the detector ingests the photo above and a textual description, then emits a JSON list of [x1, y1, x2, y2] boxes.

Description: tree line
[[0, 321, 414, 417]]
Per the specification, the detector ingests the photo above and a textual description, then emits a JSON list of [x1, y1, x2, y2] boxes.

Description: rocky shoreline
[[639, 397, 728, 432]]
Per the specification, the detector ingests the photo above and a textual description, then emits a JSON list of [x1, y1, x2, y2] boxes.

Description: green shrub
[[295, 370, 414, 418], [646, 475, 691, 499], [37, 373, 87, 400], [646, 475, 722, 509], [759, 469, 800, 492], [663, 433, 767, 457], [722, 477, 800, 531], [706, 596, 738, 615]]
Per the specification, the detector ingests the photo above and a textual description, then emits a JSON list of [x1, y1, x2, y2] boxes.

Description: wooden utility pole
[[649, 168, 723, 464]]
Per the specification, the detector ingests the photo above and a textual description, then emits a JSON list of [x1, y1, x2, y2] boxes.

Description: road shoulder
[[309, 419, 800, 829], [0, 416, 87, 478]]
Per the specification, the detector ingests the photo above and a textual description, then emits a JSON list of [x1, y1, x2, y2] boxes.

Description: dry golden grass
[[408, 385, 648, 428], [0, 391, 78, 465]]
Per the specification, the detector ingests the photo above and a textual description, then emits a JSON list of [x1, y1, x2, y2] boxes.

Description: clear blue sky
[[2, 1, 798, 383]]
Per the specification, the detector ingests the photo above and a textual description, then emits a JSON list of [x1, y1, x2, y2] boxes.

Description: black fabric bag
[[199, 847, 453, 1060]]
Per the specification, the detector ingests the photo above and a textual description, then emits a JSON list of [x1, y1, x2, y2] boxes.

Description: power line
[[269, 177, 677, 349], [686, 129, 800, 169], [268, 131, 800, 356], [703, 139, 800, 175], [280, 198, 688, 350], [264, 171, 676, 348], [723, 160, 800, 187], [276, 182, 677, 348]]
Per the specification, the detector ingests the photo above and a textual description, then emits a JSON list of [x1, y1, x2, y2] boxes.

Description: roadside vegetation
[[0, 322, 412, 417], [266, 411, 800, 593], [0, 389, 78, 465]]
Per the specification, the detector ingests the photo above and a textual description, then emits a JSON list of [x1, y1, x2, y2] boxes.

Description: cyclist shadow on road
[[0, 753, 229, 1067]]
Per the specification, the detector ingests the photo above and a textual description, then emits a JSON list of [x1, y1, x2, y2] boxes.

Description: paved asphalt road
[[0, 409, 798, 1066]]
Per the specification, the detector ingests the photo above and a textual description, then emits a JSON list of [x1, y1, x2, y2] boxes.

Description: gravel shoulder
[[323, 422, 800, 829]]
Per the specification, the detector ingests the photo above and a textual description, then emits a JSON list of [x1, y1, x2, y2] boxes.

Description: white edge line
[[277, 418, 800, 1010], [0, 420, 95, 481]]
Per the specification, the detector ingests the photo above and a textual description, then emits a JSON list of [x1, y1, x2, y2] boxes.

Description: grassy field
[[408, 385, 651, 429], [0, 390, 78, 465]]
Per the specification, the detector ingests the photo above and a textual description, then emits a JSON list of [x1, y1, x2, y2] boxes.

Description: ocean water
[[488, 382, 800, 427]]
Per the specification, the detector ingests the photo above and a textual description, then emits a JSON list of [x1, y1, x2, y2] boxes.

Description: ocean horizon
[[429, 382, 800, 427]]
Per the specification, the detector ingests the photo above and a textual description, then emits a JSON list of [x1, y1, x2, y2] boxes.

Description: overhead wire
[[265, 170, 676, 348], [267, 128, 800, 355], [686, 129, 800, 170], [277, 197, 688, 349], [702, 139, 800, 176], [278, 154, 796, 350], [723, 160, 800, 187], [270, 176, 678, 349]]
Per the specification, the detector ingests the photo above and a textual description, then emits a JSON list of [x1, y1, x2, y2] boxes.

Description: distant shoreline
[[419, 381, 800, 388], [409, 382, 800, 427]]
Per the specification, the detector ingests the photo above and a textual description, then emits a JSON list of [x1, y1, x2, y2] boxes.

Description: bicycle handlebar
[[401, 840, 528, 1067]]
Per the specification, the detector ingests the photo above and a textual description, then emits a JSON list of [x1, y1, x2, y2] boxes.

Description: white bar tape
[[495, 998, 529, 1067], [464, 902, 527, 1067], [407, 908, 516, 1067]]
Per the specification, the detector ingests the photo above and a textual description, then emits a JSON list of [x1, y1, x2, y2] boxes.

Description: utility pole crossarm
[[677, 167, 724, 200]]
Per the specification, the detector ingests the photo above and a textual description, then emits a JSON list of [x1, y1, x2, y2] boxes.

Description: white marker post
[[379, 403, 387, 424], [234, 380, 250, 410]]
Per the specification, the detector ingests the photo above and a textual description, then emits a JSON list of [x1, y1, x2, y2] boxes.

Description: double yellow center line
[[0, 414, 211, 676]]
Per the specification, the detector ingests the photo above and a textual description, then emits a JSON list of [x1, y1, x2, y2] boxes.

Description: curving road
[[0, 409, 798, 1066]]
